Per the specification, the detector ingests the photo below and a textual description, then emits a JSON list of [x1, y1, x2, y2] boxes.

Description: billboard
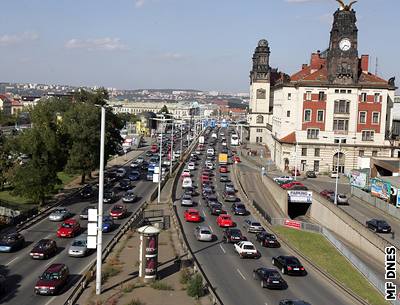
[[284, 219, 301, 230], [350, 170, 368, 189], [370, 178, 391, 201], [287, 191, 313, 203]]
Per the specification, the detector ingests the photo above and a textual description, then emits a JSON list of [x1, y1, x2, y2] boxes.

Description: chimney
[[310, 51, 322, 70], [361, 55, 369, 73]]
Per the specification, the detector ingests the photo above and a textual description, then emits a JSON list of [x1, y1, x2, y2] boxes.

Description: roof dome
[[258, 39, 268, 47]]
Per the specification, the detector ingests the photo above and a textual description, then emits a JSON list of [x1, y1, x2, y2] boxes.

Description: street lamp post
[[334, 139, 341, 205], [294, 141, 298, 181], [170, 120, 174, 175]]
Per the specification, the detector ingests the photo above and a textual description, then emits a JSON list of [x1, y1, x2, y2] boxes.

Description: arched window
[[256, 115, 264, 124], [256, 89, 266, 99]]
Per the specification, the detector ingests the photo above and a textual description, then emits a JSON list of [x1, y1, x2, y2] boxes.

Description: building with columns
[[248, 4, 397, 174]]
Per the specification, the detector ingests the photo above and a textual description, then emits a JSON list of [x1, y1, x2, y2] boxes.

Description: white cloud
[[65, 37, 128, 51], [159, 52, 186, 61], [135, 0, 146, 7], [0, 31, 38, 47]]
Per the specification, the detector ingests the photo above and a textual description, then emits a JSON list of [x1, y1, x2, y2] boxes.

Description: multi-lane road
[[174, 127, 360, 305]]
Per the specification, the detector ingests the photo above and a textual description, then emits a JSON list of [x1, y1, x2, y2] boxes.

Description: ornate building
[[248, 3, 397, 174]]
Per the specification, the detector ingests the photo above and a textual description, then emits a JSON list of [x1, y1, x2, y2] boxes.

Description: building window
[[314, 160, 320, 172], [307, 129, 319, 139], [318, 91, 325, 101], [372, 151, 378, 157], [361, 92, 367, 102], [333, 119, 349, 132], [301, 160, 307, 171], [372, 112, 380, 124], [359, 111, 367, 124], [347, 90, 352, 94], [362, 130, 374, 141], [256, 115, 264, 124], [340, 89, 346, 94], [335, 89, 339, 93], [288, 93, 291, 100], [304, 109, 312, 122], [314, 148, 320, 157], [301, 148, 307, 156], [359, 150, 364, 157], [306, 91, 312, 100], [317, 110, 324, 122], [334, 100, 350, 114], [256, 128, 263, 133], [287, 110, 290, 117], [374, 93, 380, 103]]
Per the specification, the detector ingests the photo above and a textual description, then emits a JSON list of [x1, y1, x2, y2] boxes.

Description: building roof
[[279, 132, 296, 144]]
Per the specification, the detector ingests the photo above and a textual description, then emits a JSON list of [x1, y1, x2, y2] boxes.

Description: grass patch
[[274, 226, 388, 305], [150, 280, 174, 291], [122, 282, 145, 293], [186, 273, 205, 299], [125, 299, 146, 305], [0, 189, 32, 206], [102, 265, 122, 283], [180, 268, 192, 285]]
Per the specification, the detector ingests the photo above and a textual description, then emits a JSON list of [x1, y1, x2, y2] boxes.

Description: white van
[[182, 177, 193, 188]]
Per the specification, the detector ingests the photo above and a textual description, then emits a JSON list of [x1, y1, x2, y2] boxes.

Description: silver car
[[194, 226, 213, 242], [243, 218, 264, 233], [337, 193, 348, 205], [48, 208, 72, 222], [68, 236, 89, 257], [122, 190, 137, 203], [181, 194, 193, 206]]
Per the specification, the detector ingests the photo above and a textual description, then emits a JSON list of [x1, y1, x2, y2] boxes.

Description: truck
[[199, 136, 205, 145], [218, 153, 228, 165]]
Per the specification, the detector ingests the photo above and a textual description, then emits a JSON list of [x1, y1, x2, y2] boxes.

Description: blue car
[[231, 202, 248, 216], [128, 171, 141, 181], [102, 216, 114, 232]]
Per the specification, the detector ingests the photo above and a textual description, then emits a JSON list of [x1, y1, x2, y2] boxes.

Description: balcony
[[334, 130, 348, 135]]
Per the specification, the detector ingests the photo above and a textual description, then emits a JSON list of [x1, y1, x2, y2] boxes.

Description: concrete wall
[[260, 175, 288, 215]]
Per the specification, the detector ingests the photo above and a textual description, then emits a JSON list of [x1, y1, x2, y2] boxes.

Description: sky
[[0, 0, 399, 93]]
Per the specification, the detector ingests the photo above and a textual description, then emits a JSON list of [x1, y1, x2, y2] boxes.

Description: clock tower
[[327, 6, 359, 84]]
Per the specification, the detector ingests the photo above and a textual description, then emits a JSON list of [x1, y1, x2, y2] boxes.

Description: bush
[[150, 280, 174, 291], [187, 273, 205, 298], [125, 299, 146, 305], [122, 282, 145, 293], [102, 265, 122, 282], [180, 268, 192, 285]]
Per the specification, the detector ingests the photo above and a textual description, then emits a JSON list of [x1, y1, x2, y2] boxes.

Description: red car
[[57, 219, 81, 238], [281, 181, 304, 189], [184, 209, 201, 222], [201, 175, 210, 183], [110, 204, 128, 219], [320, 189, 335, 199], [217, 214, 234, 227], [233, 156, 241, 163], [150, 144, 158, 153], [34, 263, 69, 295], [219, 166, 228, 173]]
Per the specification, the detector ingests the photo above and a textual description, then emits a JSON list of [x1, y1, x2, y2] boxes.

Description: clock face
[[339, 38, 351, 51]]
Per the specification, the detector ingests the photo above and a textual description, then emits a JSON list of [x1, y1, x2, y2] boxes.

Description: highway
[[174, 127, 359, 305]]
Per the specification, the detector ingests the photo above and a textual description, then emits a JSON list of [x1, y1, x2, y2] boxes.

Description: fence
[[252, 200, 272, 224], [270, 218, 323, 233]]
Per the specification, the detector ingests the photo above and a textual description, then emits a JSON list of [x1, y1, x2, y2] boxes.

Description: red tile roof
[[279, 132, 296, 144]]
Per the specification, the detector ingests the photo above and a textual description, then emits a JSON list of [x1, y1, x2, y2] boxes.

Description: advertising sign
[[287, 191, 313, 203], [370, 178, 391, 201], [284, 219, 301, 230], [145, 256, 157, 277], [145, 235, 158, 256], [350, 170, 368, 189], [397, 192, 400, 208]]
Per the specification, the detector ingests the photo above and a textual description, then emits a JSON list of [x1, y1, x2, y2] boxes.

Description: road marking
[[45, 255, 59, 267], [236, 268, 246, 280], [44, 296, 57, 305], [5, 257, 18, 266], [219, 244, 226, 253], [209, 226, 213, 233], [202, 210, 206, 217]]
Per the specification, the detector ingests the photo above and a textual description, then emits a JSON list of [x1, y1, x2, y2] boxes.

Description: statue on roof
[[335, 0, 357, 11]]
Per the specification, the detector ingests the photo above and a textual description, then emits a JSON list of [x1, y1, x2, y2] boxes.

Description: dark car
[[103, 190, 117, 204], [119, 179, 132, 190], [209, 202, 226, 215], [0, 233, 25, 252], [201, 185, 214, 197], [366, 219, 391, 233], [279, 300, 311, 305], [253, 268, 287, 289], [141, 161, 149, 171], [80, 185, 95, 199], [102, 216, 115, 233], [220, 174, 230, 183], [256, 231, 280, 248], [30, 239, 58, 260], [184, 186, 195, 196], [79, 205, 96, 219], [272, 256, 307, 275], [145, 151, 153, 157], [222, 228, 247, 243], [289, 185, 309, 191], [105, 171, 118, 183], [231, 202, 247, 215], [205, 195, 219, 207], [34, 264, 69, 295], [305, 171, 317, 178], [223, 191, 237, 202], [128, 171, 141, 181]]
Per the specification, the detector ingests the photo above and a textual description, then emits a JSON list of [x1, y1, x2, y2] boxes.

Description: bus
[[230, 134, 239, 146]]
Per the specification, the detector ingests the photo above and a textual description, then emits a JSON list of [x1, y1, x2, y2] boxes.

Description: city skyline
[[0, 0, 398, 92]]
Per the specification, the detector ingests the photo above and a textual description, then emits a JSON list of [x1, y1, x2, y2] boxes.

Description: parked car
[[181, 194, 193, 206], [231, 202, 248, 215], [279, 300, 311, 305], [0, 233, 25, 252], [34, 264, 69, 295], [128, 171, 141, 181], [330, 171, 339, 178], [184, 209, 201, 222], [243, 218, 264, 233], [49, 208, 73, 222], [217, 214, 234, 227], [366, 219, 391, 233], [30, 239, 58, 259], [79, 185, 95, 199], [253, 268, 287, 289], [272, 255, 307, 275], [102, 216, 115, 232], [122, 190, 137, 203], [273, 176, 293, 184], [110, 204, 128, 219], [79, 205, 96, 219], [234, 241, 259, 259], [256, 231, 280, 248], [305, 171, 317, 178], [57, 219, 81, 238], [194, 226, 213, 242], [68, 235, 89, 257], [222, 228, 247, 243]]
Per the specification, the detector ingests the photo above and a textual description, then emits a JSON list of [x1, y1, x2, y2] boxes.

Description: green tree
[[0, 133, 14, 190], [158, 105, 169, 114]]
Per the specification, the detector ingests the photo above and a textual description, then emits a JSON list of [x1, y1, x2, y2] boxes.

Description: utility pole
[[334, 139, 341, 205], [170, 119, 174, 175], [294, 142, 298, 181]]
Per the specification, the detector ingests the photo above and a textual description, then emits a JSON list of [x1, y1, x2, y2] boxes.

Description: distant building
[[0, 95, 12, 116]]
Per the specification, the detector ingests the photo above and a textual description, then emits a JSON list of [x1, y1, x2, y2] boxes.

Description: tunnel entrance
[[288, 201, 311, 219]]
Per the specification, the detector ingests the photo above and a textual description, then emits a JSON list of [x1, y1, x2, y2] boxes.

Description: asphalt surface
[[174, 127, 358, 305]]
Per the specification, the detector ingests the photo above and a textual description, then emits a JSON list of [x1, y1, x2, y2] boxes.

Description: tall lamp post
[[294, 141, 299, 181]]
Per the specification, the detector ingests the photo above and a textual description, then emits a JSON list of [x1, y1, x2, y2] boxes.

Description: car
[[188, 162, 196, 171], [291, 169, 301, 177], [256, 231, 280, 248], [223, 191, 237, 202], [30, 239, 58, 259], [68, 235, 89, 257], [48, 208, 73, 222], [290, 185, 308, 191], [57, 219, 81, 238], [103, 190, 117, 204], [34, 264, 69, 295], [181, 169, 191, 178], [253, 268, 287, 289], [128, 171, 141, 181], [281, 181, 304, 189], [279, 300, 312, 305], [243, 218, 264, 233], [305, 171, 317, 178], [195, 149, 201, 155], [366, 219, 391, 233], [119, 178, 132, 190], [194, 226, 213, 241], [145, 150, 153, 157], [110, 204, 128, 219], [146, 172, 154, 181], [220, 174, 230, 183], [233, 155, 241, 163], [105, 171, 118, 183], [0, 233, 25, 252], [122, 190, 137, 203], [80, 185, 95, 199], [183, 186, 195, 196], [209, 202, 226, 215], [141, 161, 149, 170], [330, 171, 339, 178], [225, 183, 235, 193], [205, 195, 219, 207], [222, 228, 247, 243], [234, 241, 259, 258], [102, 216, 115, 232], [184, 209, 201, 222], [216, 214, 234, 227], [272, 255, 307, 275], [206, 148, 214, 156], [182, 177, 193, 188], [0, 274, 5, 293], [205, 161, 213, 170], [273, 176, 293, 183], [335, 193, 349, 204], [201, 185, 214, 197], [320, 189, 335, 200], [130, 161, 140, 169], [231, 202, 248, 215], [201, 175, 210, 183], [79, 205, 96, 219], [219, 165, 228, 173], [116, 168, 126, 178], [136, 157, 144, 164], [181, 194, 193, 206]]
